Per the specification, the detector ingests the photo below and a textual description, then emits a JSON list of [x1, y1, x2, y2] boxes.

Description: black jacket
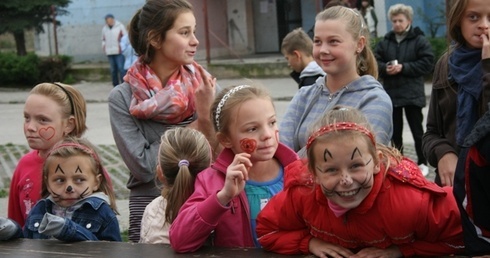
[[453, 105, 490, 256], [374, 26, 434, 107]]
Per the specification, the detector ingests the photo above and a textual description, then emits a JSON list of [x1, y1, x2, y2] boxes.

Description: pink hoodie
[[169, 143, 298, 253]]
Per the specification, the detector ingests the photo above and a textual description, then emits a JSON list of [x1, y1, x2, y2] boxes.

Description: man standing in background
[[102, 14, 127, 86]]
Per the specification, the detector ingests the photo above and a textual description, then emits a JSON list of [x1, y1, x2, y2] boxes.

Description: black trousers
[[392, 105, 427, 165]]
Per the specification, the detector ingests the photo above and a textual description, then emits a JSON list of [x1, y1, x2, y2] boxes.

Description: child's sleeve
[[0, 217, 23, 240], [256, 187, 313, 255], [169, 173, 230, 253], [397, 187, 464, 256]]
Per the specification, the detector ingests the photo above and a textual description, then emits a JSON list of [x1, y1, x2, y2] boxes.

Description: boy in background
[[281, 28, 325, 89]]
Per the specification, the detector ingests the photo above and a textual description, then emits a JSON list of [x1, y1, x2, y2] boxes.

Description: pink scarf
[[124, 59, 202, 124]]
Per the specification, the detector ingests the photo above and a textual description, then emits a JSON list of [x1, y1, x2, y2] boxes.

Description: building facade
[[36, 0, 445, 63]]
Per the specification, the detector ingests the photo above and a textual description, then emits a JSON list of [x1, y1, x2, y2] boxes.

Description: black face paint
[[79, 187, 89, 199], [66, 185, 73, 193], [75, 165, 82, 173], [55, 164, 65, 174], [351, 147, 362, 160], [323, 148, 333, 162]]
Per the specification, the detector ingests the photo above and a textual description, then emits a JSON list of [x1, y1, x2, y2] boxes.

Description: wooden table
[[0, 238, 310, 258]]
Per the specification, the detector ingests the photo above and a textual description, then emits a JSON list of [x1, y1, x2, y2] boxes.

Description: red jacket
[[256, 158, 464, 256], [169, 143, 298, 253]]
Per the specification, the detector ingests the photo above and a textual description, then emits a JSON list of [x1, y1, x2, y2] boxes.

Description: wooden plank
[[0, 239, 306, 258]]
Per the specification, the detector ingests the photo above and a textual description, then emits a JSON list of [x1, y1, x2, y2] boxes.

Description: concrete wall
[[36, 0, 234, 63], [36, 0, 145, 63]]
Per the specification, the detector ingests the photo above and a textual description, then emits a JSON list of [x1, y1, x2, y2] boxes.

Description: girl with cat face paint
[[256, 106, 464, 258], [0, 137, 121, 241]]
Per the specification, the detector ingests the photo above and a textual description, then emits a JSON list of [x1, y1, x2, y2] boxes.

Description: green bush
[[0, 53, 72, 87], [0, 52, 40, 86], [38, 55, 72, 83], [428, 37, 448, 64]]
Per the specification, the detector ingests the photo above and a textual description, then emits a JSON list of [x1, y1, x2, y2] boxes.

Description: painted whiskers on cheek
[[79, 187, 90, 199], [320, 184, 336, 197], [360, 158, 373, 189]]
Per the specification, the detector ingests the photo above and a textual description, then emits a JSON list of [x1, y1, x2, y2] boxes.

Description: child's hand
[[217, 153, 252, 206], [38, 213, 66, 237], [308, 237, 354, 258], [351, 245, 402, 258], [482, 29, 490, 59], [0, 217, 19, 240]]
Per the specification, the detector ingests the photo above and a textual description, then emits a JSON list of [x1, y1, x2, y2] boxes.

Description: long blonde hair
[[158, 127, 211, 224], [315, 6, 378, 78]]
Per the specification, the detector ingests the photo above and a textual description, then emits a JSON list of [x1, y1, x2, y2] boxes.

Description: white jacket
[[139, 196, 170, 244], [102, 20, 127, 55]]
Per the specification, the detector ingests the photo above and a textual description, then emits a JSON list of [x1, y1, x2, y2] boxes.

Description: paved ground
[[0, 77, 435, 233]]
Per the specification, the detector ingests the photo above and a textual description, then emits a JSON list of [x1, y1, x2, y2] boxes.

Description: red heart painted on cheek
[[240, 138, 257, 154], [39, 126, 56, 140]]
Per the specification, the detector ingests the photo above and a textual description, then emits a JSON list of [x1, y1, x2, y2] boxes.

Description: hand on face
[[481, 28, 490, 59], [217, 153, 252, 205], [47, 155, 101, 207]]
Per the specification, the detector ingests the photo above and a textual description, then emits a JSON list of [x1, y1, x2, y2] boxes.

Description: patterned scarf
[[448, 45, 482, 145], [124, 59, 202, 124]]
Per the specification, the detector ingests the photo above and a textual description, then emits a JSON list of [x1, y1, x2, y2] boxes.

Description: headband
[[48, 142, 103, 174], [53, 82, 74, 115], [306, 122, 376, 150], [214, 85, 251, 130]]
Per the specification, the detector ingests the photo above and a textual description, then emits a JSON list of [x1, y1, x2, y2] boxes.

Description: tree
[[416, 2, 446, 38], [0, 0, 71, 56]]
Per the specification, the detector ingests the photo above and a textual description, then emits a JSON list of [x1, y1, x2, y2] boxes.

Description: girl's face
[[46, 155, 101, 207], [390, 13, 411, 34], [155, 11, 199, 67], [220, 98, 279, 162], [313, 19, 361, 77], [312, 135, 380, 210], [24, 94, 71, 156], [461, 0, 490, 49]]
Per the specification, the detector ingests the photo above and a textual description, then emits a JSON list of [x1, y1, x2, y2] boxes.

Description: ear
[[94, 174, 102, 191], [156, 165, 167, 185], [64, 116, 76, 136], [292, 50, 302, 59], [217, 132, 233, 149], [373, 150, 383, 174], [357, 35, 367, 54], [148, 30, 161, 50]]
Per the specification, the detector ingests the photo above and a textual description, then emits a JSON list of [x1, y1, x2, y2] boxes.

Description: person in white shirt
[[102, 14, 127, 86]]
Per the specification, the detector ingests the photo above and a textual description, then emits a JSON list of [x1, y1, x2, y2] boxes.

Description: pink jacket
[[169, 143, 298, 253]]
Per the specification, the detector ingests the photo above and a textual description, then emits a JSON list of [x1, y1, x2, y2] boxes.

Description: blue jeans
[[107, 54, 125, 86]]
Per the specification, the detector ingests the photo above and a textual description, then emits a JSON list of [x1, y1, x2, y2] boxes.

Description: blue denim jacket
[[23, 195, 121, 242]]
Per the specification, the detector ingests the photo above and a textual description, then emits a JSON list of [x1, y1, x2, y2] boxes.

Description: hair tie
[[53, 82, 74, 115], [178, 159, 189, 167], [215, 85, 251, 130]]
